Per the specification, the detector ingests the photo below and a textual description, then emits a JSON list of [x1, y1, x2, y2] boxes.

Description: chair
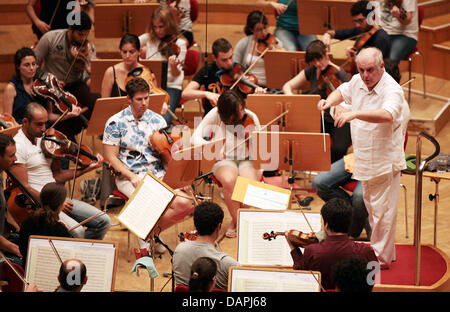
[[404, 6, 426, 104], [190, 0, 199, 23]]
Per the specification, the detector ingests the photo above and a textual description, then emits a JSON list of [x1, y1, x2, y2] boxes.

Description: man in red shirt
[[286, 198, 378, 290]]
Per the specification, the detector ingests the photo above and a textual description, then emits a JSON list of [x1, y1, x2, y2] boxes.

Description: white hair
[[355, 47, 383, 67]]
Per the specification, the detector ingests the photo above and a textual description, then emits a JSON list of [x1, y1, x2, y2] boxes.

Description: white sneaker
[[155, 242, 167, 254]]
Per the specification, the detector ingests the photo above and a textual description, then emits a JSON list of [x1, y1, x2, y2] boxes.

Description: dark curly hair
[[320, 198, 352, 234], [332, 257, 373, 292], [193, 202, 224, 236]]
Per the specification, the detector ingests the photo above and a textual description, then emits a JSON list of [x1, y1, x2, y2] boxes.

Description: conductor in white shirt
[[317, 47, 410, 269]]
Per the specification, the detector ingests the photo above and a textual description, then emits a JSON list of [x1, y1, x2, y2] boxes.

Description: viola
[[150, 125, 186, 166], [256, 34, 283, 54], [159, 34, 181, 59], [5, 169, 41, 228], [125, 66, 171, 106], [341, 25, 379, 76], [262, 230, 317, 248], [40, 128, 120, 176], [217, 63, 261, 95], [385, 0, 407, 20], [178, 230, 198, 242], [32, 68, 83, 115], [317, 65, 343, 96], [70, 39, 93, 74], [0, 113, 19, 130]]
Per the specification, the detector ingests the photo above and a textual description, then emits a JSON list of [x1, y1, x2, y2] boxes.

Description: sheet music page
[[118, 174, 174, 240], [231, 269, 320, 292], [243, 184, 290, 210], [238, 211, 321, 266], [25, 238, 116, 292]]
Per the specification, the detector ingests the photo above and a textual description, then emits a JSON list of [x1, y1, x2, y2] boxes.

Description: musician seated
[[173, 202, 240, 291], [26, 0, 72, 40], [286, 198, 377, 291], [182, 38, 267, 116], [56, 258, 88, 292], [139, 6, 187, 126], [378, 0, 418, 64], [234, 10, 284, 88], [2, 47, 82, 128], [0, 134, 22, 266], [9, 102, 111, 240], [332, 257, 374, 292], [18, 182, 71, 269], [188, 257, 218, 292], [33, 10, 99, 141], [282, 40, 351, 163], [190, 90, 260, 238], [102, 77, 194, 255], [321, 0, 391, 74]]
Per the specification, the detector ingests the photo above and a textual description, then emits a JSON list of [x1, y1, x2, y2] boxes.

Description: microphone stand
[[154, 234, 176, 292]]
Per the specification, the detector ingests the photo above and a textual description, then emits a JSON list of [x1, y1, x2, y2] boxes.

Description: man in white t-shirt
[[318, 47, 410, 269], [10, 102, 111, 239], [377, 0, 419, 64]]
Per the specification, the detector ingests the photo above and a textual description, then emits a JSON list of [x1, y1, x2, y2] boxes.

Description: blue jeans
[[59, 199, 111, 240], [163, 88, 182, 126], [312, 158, 368, 238], [274, 27, 317, 51], [389, 35, 417, 64]]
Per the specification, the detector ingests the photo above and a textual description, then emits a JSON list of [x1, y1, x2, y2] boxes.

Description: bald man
[[57, 259, 88, 292], [318, 47, 410, 269]]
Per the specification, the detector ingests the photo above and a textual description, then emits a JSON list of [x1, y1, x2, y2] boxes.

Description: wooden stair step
[[433, 40, 450, 52], [421, 13, 450, 30], [419, 0, 450, 19]]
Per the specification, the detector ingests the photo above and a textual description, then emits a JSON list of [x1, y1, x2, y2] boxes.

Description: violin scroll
[[262, 229, 317, 248]]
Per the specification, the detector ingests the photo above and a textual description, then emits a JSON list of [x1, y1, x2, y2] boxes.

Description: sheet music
[[118, 173, 175, 240], [25, 237, 116, 292], [238, 211, 322, 266], [243, 184, 290, 210], [230, 269, 320, 292]]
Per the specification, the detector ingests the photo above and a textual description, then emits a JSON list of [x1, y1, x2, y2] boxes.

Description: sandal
[[225, 228, 237, 238]]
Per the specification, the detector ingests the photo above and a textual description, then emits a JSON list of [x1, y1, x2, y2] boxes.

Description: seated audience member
[[188, 257, 218, 292], [173, 202, 240, 291], [286, 198, 378, 290], [332, 257, 374, 292], [18, 182, 71, 269]]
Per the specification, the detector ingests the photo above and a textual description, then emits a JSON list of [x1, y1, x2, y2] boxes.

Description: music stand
[[85, 94, 166, 136], [94, 3, 159, 38], [251, 131, 331, 208], [90, 59, 168, 94], [246, 94, 321, 132], [297, 0, 356, 34], [264, 51, 307, 89]]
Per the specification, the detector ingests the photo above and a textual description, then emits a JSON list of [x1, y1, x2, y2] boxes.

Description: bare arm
[[255, 0, 287, 15], [50, 156, 103, 183], [334, 108, 393, 128], [282, 70, 307, 95], [391, 7, 413, 25], [100, 66, 114, 98], [2, 83, 16, 115], [103, 144, 141, 187], [9, 163, 41, 200], [26, 0, 50, 35], [182, 80, 220, 107]]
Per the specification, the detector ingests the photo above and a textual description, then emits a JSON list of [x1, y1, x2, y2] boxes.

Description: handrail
[[414, 131, 440, 286]]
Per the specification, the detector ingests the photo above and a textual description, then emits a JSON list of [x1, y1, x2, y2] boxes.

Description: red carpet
[[380, 244, 447, 286]]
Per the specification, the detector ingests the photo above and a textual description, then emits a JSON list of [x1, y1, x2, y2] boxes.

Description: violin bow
[[68, 210, 106, 232], [227, 109, 289, 156], [230, 47, 270, 91], [48, 238, 63, 265], [0, 250, 30, 287], [321, 110, 326, 152], [48, 0, 62, 31], [63, 27, 92, 84], [400, 76, 416, 87]]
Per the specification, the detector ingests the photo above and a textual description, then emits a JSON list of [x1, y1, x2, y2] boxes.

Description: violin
[[159, 35, 181, 59], [385, 0, 407, 20], [341, 25, 379, 76], [69, 39, 93, 74], [149, 125, 185, 166], [217, 63, 261, 95], [125, 66, 171, 106], [5, 169, 41, 228], [262, 230, 317, 248], [32, 68, 83, 116], [256, 34, 283, 54], [178, 230, 198, 242], [168, 0, 185, 24], [0, 113, 19, 130], [40, 128, 120, 176], [317, 65, 343, 96]]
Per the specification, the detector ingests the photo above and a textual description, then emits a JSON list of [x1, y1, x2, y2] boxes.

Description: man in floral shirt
[[103, 78, 194, 253]]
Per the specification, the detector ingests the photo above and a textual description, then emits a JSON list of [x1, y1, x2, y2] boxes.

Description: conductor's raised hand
[[317, 99, 330, 111], [334, 110, 356, 128]]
